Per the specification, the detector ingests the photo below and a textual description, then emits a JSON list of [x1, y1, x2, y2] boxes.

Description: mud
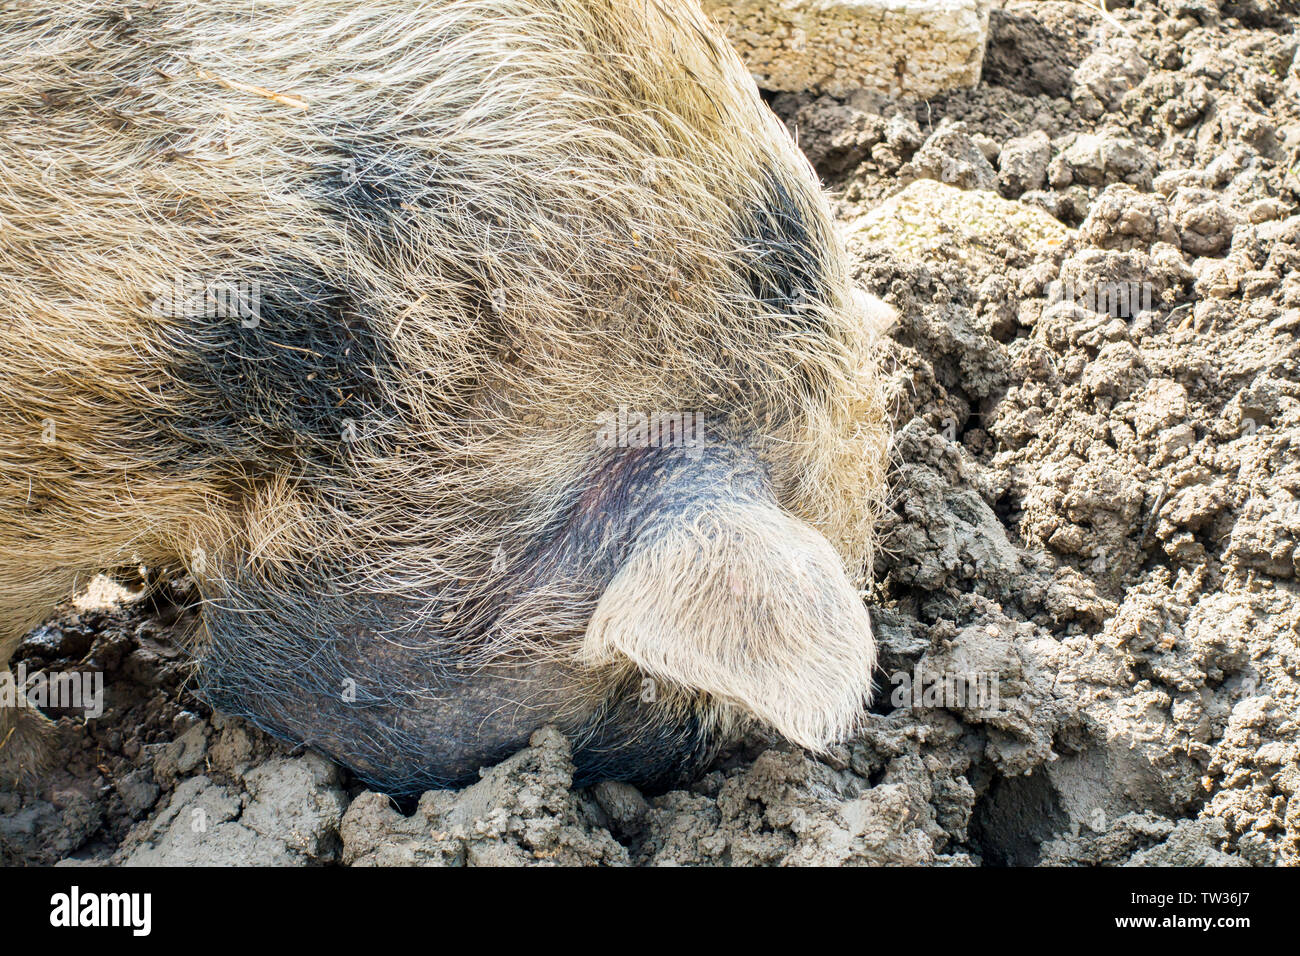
[[3, 0, 1298, 866]]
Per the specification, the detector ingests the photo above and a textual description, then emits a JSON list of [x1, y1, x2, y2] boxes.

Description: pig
[[0, 0, 892, 793]]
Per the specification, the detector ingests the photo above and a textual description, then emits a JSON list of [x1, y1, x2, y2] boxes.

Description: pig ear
[[579, 500, 876, 751]]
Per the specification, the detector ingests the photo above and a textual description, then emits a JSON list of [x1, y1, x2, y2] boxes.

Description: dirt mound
[[4, 0, 1298, 866]]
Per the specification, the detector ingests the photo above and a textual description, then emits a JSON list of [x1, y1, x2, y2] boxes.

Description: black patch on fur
[[737, 171, 833, 332], [571, 685, 723, 792], [195, 567, 497, 794], [161, 261, 396, 469], [320, 141, 514, 363], [328, 145, 437, 214], [320, 142, 460, 245]]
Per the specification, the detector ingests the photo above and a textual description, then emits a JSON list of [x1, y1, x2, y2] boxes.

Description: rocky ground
[[3, 0, 1299, 866]]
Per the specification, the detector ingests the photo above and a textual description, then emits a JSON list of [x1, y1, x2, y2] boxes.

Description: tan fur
[[0, 0, 891, 782]]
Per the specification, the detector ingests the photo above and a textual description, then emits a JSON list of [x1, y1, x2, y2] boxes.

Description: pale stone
[[701, 0, 990, 98], [845, 179, 1074, 271]]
